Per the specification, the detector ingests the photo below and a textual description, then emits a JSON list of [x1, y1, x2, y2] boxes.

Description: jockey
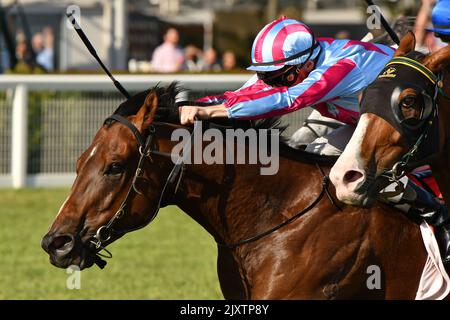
[[179, 16, 395, 155], [179, 16, 450, 263], [427, 0, 450, 43]]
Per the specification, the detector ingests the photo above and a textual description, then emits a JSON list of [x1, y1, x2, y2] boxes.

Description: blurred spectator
[[31, 28, 54, 72], [32, 32, 43, 53], [37, 26, 54, 71], [151, 28, 184, 73], [221, 50, 237, 71], [183, 44, 202, 71], [15, 31, 33, 67], [414, 0, 445, 53], [199, 48, 221, 72], [335, 30, 350, 40]]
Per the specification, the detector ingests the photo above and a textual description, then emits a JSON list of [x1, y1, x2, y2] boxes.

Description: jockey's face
[[257, 60, 315, 87]]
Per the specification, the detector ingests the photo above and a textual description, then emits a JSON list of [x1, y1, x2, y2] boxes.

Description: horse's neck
[[174, 163, 270, 245], [173, 155, 328, 248]]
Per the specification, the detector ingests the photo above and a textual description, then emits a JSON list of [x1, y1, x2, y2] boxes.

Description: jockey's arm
[[179, 74, 259, 125], [179, 104, 228, 125], [178, 48, 391, 125]]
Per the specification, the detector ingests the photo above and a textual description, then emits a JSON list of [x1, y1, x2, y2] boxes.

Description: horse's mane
[[111, 82, 338, 165]]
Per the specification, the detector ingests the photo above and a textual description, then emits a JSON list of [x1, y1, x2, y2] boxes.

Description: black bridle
[[89, 114, 190, 268], [89, 114, 156, 251]]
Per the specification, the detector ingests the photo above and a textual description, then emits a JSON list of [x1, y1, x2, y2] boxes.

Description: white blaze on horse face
[[330, 114, 370, 204], [54, 195, 70, 221], [88, 144, 98, 161], [52, 144, 98, 223]]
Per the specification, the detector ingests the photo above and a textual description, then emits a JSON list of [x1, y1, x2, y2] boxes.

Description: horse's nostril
[[44, 234, 75, 256], [343, 170, 364, 185], [50, 235, 72, 250]]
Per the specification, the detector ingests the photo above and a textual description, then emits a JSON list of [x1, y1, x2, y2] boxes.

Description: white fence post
[[11, 84, 28, 189]]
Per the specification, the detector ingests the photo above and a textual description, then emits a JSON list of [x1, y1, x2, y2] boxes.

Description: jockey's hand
[[179, 104, 229, 125], [179, 106, 209, 125]]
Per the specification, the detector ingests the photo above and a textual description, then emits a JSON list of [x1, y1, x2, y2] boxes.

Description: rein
[[217, 164, 341, 249]]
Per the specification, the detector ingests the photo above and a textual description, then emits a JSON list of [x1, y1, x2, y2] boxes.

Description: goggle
[[256, 65, 297, 87]]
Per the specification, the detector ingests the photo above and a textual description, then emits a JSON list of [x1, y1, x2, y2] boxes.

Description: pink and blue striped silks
[[199, 39, 395, 125]]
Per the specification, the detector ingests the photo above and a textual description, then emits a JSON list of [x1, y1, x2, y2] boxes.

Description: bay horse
[[330, 32, 450, 209], [42, 83, 430, 299]]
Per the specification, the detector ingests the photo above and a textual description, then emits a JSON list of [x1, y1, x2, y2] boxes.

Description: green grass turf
[[0, 188, 223, 299]]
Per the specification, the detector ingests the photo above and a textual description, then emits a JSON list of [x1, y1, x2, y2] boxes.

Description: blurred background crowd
[[133, 27, 237, 73], [0, 0, 447, 74]]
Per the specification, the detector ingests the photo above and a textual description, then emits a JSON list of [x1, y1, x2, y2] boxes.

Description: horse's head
[[330, 32, 450, 207], [41, 84, 182, 269]]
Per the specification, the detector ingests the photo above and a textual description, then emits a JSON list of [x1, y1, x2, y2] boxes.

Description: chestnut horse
[[330, 32, 450, 210], [42, 84, 430, 299]]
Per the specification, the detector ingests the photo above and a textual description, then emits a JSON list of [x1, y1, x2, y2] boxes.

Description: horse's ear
[[394, 31, 416, 57], [135, 90, 158, 130], [423, 44, 450, 73]]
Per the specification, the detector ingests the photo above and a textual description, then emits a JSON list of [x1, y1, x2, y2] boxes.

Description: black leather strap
[[107, 114, 145, 147]]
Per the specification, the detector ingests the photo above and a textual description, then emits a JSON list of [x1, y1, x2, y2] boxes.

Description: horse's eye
[[401, 96, 416, 108], [105, 162, 124, 176]]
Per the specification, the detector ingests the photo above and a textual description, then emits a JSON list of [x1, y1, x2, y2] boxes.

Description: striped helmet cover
[[247, 16, 320, 72]]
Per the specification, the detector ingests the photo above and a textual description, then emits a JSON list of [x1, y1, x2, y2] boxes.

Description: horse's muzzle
[[41, 233, 77, 267], [41, 233, 74, 255], [42, 231, 100, 269]]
